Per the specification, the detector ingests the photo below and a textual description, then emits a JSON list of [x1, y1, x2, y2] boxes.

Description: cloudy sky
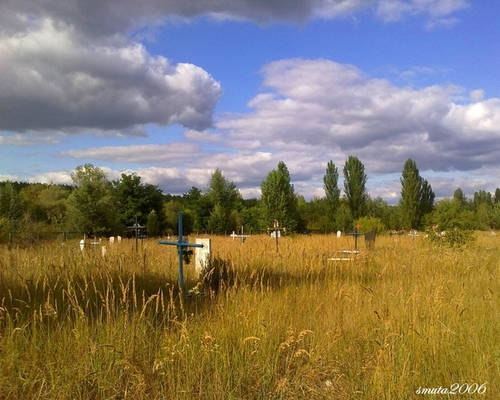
[[1, 0, 499, 202]]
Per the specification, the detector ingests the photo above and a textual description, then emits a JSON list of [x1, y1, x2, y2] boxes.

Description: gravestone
[[364, 230, 376, 250], [117, 236, 122, 243], [195, 238, 211, 275], [109, 236, 115, 244], [337, 230, 341, 238], [101, 246, 107, 258], [79, 238, 85, 251]]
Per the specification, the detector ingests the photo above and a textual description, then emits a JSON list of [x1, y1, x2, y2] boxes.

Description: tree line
[[1, 158, 499, 242]]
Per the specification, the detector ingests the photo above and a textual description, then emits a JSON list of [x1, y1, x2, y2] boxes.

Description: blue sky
[[0, 0, 499, 202]]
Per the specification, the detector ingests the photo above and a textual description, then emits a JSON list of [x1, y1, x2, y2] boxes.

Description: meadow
[[0, 233, 498, 399]]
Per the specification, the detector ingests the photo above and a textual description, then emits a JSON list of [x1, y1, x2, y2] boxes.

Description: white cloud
[[0, 19, 222, 135], [0, 133, 60, 146], [218, 58, 500, 174], [375, 0, 467, 22], [183, 130, 223, 143], [0, 1, 468, 41], [63, 142, 201, 163], [29, 171, 73, 185]]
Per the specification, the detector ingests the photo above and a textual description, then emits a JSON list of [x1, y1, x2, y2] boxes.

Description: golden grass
[[0, 233, 498, 399]]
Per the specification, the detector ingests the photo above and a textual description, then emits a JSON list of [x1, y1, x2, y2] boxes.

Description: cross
[[269, 219, 282, 253], [127, 215, 146, 252], [230, 226, 250, 243], [346, 224, 364, 251], [158, 212, 204, 292]]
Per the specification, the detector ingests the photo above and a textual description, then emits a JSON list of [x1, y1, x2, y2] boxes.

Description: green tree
[[261, 161, 299, 232], [420, 178, 435, 215], [453, 188, 466, 205], [113, 173, 164, 229], [66, 164, 117, 235], [495, 188, 500, 204], [146, 210, 160, 237], [323, 161, 340, 217], [206, 169, 241, 233], [343, 156, 367, 221], [400, 159, 421, 228], [400, 159, 434, 229], [0, 182, 25, 221], [473, 190, 492, 209]]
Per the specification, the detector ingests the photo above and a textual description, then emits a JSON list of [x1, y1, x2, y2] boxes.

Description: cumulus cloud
[[0, 1, 468, 39], [218, 58, 500, 174], [0, 20, 222, 135]]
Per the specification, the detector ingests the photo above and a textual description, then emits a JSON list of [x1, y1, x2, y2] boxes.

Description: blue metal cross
[[158, 212, 204, 292]]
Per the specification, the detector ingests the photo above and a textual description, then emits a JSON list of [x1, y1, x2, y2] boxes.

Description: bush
[[426, 226, 475, 248], [354, 216, 386, 234]]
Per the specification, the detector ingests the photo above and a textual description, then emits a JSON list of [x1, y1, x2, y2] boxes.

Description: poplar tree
[[343, 156, 367, 220], [400, 159, 434, 229], [453, 188, 466, 205], [261, 161, 298, 231], [207, 169, 240, 233], [323, 161, 340, 214]]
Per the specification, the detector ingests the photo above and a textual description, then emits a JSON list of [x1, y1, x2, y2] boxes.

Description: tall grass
[[0, 233, 498, 399]]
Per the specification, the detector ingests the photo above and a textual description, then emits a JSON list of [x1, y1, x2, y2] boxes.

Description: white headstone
[[109, 236, 115, 244], [79, 239, 85, 251], [336, 230, 341, 238], [195, 238, 211, 275], [117, 235, 122, 243], [101, 246, 107, 258]]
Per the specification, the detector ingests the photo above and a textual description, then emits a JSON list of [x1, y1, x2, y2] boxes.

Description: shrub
[[354, 216, 386, 234], [426, 226, 475, 248]]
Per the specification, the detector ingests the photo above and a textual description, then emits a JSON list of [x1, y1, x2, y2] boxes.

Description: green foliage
[[206, 169, 241, 233], [334, 202, 353, 232], [0, 216, 12, 242], [453, 188, 466, 205], [428, 199, 477, 230], [323, 160, 340, 214], [66, 164, 118, 235], [473, 190, 492, 208], [0, 182, 25, 221], [298, 197, 332, 232], [426, 227, 475, 248], [163, 200, 194, 235], [113, 173, 164, 230], [343, 156, 367, 220], [261, 161, 299, 232], [146, 210, 160, 237], [400, 159, 434, 229], [355, 216, 386, 234]]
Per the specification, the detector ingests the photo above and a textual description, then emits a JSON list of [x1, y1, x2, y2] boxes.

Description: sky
[[0, 0, 499, 203]]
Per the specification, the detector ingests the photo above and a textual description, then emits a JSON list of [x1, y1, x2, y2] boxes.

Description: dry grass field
[[0, 233, 498, 399]]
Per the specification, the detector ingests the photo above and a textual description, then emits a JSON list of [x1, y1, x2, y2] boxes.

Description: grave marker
[[337, 230, 342, 238], [231, 226, 251, 243], [128, 216, 146, 252], [158, 212, 205, 292], [195, 238, 211, 274], [109, 236, 115, 244]]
